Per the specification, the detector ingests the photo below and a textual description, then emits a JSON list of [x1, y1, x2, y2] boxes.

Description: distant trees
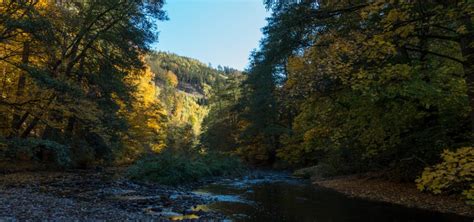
[[147, 52, 237, 152], [148, 52, 226, 95], [201, 72, 245, 153]]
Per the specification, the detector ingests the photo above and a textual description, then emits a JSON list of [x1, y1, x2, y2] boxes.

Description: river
[[0, 170, 471, 221], [189, 171, 471, 222]]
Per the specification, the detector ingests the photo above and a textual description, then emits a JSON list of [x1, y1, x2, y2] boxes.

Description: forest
[[0, 0, 473, 221]]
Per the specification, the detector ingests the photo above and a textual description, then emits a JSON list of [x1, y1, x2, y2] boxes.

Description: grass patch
[[127, 151, 245, 185]]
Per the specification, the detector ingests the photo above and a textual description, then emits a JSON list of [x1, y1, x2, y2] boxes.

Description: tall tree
[[232, 0, 472, 177], [0, 0, 168, 166]]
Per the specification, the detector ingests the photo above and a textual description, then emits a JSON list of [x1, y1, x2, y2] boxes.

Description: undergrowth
[[127, 151, 245, 185]]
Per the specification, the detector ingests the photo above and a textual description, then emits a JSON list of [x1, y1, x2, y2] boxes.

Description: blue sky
[[152, 0, 271, 70]]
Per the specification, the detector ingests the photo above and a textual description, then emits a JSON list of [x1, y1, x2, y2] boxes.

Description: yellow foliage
[[463, 184, 474, 205], [165, 71, 179, 88], [117, 64, 167, 157], [416, 147, 474, 202]]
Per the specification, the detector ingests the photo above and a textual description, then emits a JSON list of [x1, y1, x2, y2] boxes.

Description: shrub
[[70, 140, 96, 168], [463, 184, 474, 205], [127, 151, 245, 185], [416, 147, 474, 202], [1, 138, 71, 167], [202, 152, 245, 176]]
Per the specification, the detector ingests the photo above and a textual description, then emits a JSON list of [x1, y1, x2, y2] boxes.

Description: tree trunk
[[65, 116, 76, 137], [459, 15, 474, 143], [20, 95, 56, 138], [1, 66, 6, 98], [14, 111, 30, 131], [21, 116, 39, 138], [42, 111, 63, 141], [11, 41, 30, 137]]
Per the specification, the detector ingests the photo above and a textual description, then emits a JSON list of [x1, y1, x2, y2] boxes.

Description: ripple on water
[[192, 190, 253, 204], [191, 172, 471, 222]]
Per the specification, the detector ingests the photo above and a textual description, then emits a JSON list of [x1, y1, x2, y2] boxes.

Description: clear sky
[[152, 0, 271, 70]]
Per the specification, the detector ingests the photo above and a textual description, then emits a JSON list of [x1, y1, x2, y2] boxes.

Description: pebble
[[0, 169, 228, 221]]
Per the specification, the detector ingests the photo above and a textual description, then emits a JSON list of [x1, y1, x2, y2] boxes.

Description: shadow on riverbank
[[313, 174, 474, 218]]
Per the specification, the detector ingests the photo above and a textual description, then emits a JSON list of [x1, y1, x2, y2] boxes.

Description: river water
[[191, 172, 471, 222]]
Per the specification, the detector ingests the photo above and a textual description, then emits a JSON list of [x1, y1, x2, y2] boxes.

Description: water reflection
[[194, 173, 471, 222]]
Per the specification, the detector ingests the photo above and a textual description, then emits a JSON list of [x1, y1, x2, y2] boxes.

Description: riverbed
[[0, 169, 471, 221]]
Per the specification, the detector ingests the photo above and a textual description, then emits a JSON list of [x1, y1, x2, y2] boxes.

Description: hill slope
[[146, 52, 241, 149]]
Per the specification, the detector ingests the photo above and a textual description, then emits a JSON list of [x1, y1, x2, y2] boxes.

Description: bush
[[127, 151, 245, 185], [1, 138, 71, 167], [70, 140, 96, 168], [416, 147, 474, 203]]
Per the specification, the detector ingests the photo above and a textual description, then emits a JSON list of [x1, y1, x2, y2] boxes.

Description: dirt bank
[[313, 175, 474, 218]]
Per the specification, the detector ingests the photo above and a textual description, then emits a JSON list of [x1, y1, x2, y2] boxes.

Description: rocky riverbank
[[313, 175, 474, 218], [2, 167, 472, 221], [0, 168, 226, 221]]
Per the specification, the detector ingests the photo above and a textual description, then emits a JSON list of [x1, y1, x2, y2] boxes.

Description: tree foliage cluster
[[0, 0, 240, 170], [147, 52, 240, 153], [200, 72, 245, 153], [148, 52, 236, 96], [205, 0, 474, 187], [128, 53, 246, 184], [0, 0, 168, 166], [127, 150, 244, 185], [416, 147, 473, 202]]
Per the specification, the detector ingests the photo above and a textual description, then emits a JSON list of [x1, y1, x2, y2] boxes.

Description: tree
[[231, 0, 472, 178], [0, 0, 168, 166], [201, 72, 245, 152]]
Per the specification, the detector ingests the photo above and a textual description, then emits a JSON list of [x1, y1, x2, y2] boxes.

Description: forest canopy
[[204, 0, 474, 183], [0, 0, 472, 201], [0, 0, 237, 167]]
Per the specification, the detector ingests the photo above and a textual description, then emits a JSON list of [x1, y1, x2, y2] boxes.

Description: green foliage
[[236, 56, 281, 165], [148, 52, 231, 95], [228, 1, 473, 180], [147, 52, 242, 155], [70, 139, 97, 168], [127, 151, 245, 185], [201, 73, 245, 152], [416, 147, 474, 202], [1, 137, 71, 167], [0, 1, 168, 167], [166, 123, 196, 152], [463, 185, 474, 205]]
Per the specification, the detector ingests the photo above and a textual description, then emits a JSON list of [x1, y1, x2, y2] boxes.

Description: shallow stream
[[189, 172, 470, 222]]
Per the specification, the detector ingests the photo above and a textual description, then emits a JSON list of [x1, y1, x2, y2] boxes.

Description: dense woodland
[[0, 0, 230, 165], [235, 0, 473, 169], [0, 0, 171, 165], [203, 0, 474, 200], [0, 0, 473, 205]]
